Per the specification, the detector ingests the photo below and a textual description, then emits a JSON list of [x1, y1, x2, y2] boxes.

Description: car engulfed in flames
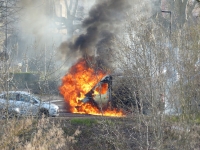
[[59, 58, 124, 117]]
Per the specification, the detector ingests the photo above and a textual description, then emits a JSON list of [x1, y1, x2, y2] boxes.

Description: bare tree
[[97, 3, 200, 149], [52, 0, 83, 38]]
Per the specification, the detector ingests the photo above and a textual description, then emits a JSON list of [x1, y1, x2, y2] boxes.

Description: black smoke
[[59, 0, 131, 69]]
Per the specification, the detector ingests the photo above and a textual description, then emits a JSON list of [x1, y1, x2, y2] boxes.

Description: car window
[[32, 95, 41, 102], [31, 98, 38, 104], [0, 92, 39, 104], [21, 94, 31, 102], [0, 94, 4, 99], [21, 94, 38, 104], [16, 93, 21, 101], [3, 93, 19, 101]]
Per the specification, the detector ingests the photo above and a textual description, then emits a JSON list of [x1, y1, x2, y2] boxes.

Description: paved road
[[43, 95, 125, 118], [42, 96, 93, 117], [45, 99, 109, 118]]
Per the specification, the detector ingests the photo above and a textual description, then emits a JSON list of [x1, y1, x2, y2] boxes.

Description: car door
[[29, 96, 40, 115], [14, 93, 28, 115], [1, 93, 20, 115], [20, 94, 38, 116], [0, 93, 15, 114], [6, 93, 18, 109]]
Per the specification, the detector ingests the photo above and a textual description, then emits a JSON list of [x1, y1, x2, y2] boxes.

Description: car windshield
[[32, 95, 42, 102]]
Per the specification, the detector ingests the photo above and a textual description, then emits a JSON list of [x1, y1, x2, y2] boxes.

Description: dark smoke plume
[[59, 0, 131, 68]]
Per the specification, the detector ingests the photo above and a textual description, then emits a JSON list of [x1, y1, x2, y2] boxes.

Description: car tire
[[39, 108, 49, 117]]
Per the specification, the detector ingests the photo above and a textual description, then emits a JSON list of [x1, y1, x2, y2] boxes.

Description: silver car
[[0, 91, 59, 117]]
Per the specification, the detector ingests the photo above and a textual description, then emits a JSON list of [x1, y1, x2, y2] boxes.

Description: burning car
[[59, 58, 124, 117], [81, 75, 112, 106], [0, 91, 59, 117]]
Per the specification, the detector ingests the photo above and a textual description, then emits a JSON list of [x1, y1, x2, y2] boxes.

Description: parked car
[[0, 91, 59, 117]]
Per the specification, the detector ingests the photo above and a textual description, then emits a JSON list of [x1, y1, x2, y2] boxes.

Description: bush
[[0, 116, 66, 150]]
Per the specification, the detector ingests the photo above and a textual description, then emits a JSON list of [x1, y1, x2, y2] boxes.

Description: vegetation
[[0, 116, 66, 150], [0, 0, 199, 150], [70, 118, 98, 126]]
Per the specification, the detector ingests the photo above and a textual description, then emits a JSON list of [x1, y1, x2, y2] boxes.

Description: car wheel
[[39, 108, 49, 117]]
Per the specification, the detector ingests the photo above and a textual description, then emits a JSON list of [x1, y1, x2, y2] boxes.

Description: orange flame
[[59, 58, 124, 117]]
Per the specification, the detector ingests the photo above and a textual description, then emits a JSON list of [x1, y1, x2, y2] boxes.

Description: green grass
[[166, 113, 200, 124], [70, 118, 98, 126], [194, 114, 200, 124]]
